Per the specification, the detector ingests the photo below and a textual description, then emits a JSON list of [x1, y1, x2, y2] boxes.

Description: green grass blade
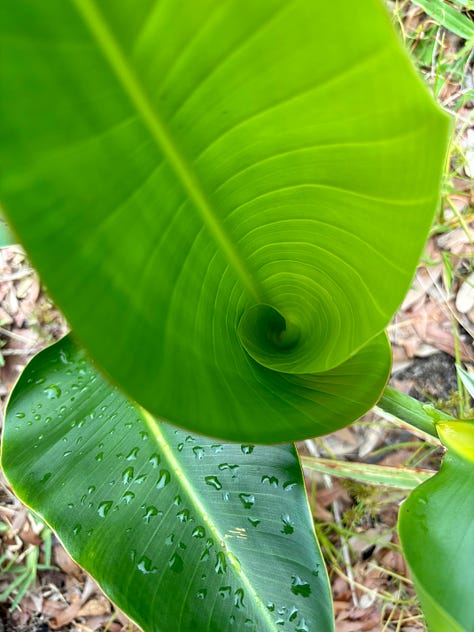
[[301, 456, 435, 489], [411, 0, 474, 39]]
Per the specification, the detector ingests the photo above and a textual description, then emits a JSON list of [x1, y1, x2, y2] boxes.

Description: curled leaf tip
[[238, 304, 305, 372]]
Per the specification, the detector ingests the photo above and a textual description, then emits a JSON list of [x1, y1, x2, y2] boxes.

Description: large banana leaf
[[0, 1, 449, 441], [1, 335, 333, 632], [398, 420, 474, 632]]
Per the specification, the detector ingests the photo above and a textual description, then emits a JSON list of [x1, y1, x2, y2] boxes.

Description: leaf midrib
[[140, 409, 279, 631], [72, 0, 262, 303]]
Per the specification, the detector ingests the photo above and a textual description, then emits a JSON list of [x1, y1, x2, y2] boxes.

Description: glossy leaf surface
[[2, 336, 333, 632], [0, 1, 449, 441], [399, 420, 474, 632]]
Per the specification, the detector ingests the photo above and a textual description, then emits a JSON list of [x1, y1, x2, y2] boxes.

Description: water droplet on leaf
[[122, 467, 134, 484], [239, 493, 255, 509], [261, 474, 278, 486], [143, 505, 159, 524], [97, 501, 113, 517], [122, 491, 135, 504], [291, 575, 311, 597], [205, 475, 222, 490], [192, 526, 205, 539], [156, 470, 170, 489], [44, 384, 61, 399], [149, 453, 160, 468], [126, 447, 139, 460], [193, 446, 205, 459], [214, 551, 227, 574], [137, 555, 157, 575], [281, 514, 294, 534], [168, 552, 183, 573], [234, 588, 245, 609]]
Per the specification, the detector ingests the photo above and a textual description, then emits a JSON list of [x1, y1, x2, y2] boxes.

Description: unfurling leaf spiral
[[0, 0, 450, 441]]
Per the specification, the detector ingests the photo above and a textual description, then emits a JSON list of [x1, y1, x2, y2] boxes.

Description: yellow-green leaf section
[[399, 420, 474, 632], [0, 1, 450, 441]]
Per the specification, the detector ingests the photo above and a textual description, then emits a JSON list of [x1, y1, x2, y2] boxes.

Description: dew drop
[[214, 551, 227, 574], [176, 509, 190, 523], [267, 602, 275, 611], [261, 474, 278, 486], [296, 618, 309, 632], [15, 412, 25, 419], [234, 588, 245, 609], [288, 606, 298, 621], [88, 485, 96, 494], [291, 575, 311, 598], [205, 475, 222, 490], [196, 588, 207, 600], [149, 453, 160, 468], [192, 446, 205, 459], [283, 480, 298, 491], [137, 555, 157, 575], [126, 447, 139, 460], [143, 505, 159, 524], [219, 586, 231, 599], [168, 552, 183, 573], [63, 450, 72, 458], [241, 445, 254, 454], [39, 472, 52, 484], [121, 491, 135, 504], [43, 384, 61, 399], [97, 501, 113, 517], [177, 442, 184, 452], [165, 534, 174, 546], [247, 518, 260, 528], [281, 514, 295, 535], [139, 431, 148, 441], [238, 493, 255, 509], [122, 466, 134, 484], [156, 469, 170, 489], [173, 495, 182, 506], [192, 526, 205, 539], [72, 524, 81, 536], [95, 451, 104, 462], [218, 463, 239, 472]]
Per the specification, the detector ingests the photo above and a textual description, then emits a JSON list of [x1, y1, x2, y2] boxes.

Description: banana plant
[[0, 0, 462, 630]]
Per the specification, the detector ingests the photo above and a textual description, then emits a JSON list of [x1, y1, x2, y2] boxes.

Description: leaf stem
[[376, 386, 454, 439]]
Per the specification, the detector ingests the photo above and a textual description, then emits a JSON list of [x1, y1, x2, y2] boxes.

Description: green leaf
[[411, 0, 474, 40], [301, 456, 435, 489], [399, 420, 474, 632], [0, 1, 450, 441], [1, 335, 333, 632]]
